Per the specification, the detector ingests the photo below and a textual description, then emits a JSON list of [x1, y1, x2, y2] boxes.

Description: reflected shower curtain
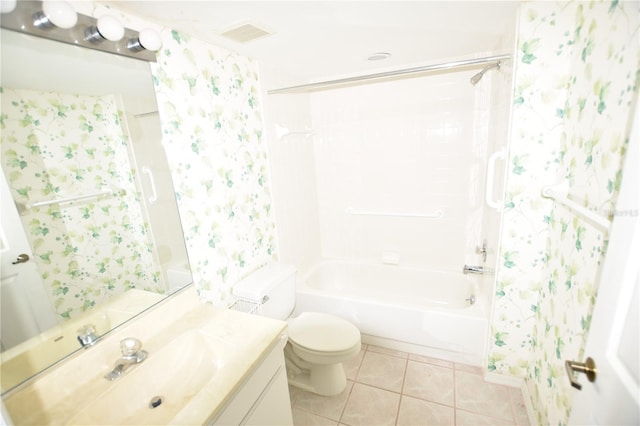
[[0, 88, 163, 320]]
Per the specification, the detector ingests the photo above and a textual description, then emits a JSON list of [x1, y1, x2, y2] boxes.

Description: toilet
[[233, 263, 361, 396]]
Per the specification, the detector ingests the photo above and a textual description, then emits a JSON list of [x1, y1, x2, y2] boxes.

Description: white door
[[0, 170, 57, 350], [567, 110, 640, 424]]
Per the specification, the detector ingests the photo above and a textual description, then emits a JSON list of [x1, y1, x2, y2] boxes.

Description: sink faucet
[[77, 324, 99, 347], [105, 337, 148, 381], [463, 265, 488, 274]]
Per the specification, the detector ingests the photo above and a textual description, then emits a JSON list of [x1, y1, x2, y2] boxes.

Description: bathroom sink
[[1, 289, 165, 392], [66, 330, 230, 425], [3, 286, 288, 426]]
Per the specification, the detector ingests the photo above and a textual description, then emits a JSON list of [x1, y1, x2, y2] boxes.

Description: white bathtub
[[294, 259, 488, 365]]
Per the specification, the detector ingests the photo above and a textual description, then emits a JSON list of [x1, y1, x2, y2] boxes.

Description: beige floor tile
[[455, 371, 513, 421], [455, 362, 483, 374], [408, 353, 454, 368], [289, 384, 303, 405], [340, 383, 400, 426], [397, 395, 454, 426], [355, 351, 407, 393], [292, 407, 339, 426], [367, 345, 409, 359], [456, 409, 516, 425], [508, 386, 531, 425], [344, 349, 365, 381], [293, 381, 353, 421], [403, 361, 454, 406]]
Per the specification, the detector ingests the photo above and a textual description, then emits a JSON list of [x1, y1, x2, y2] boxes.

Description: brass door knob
[[11, 253, 30, 264], [565, 357, 597, 390]]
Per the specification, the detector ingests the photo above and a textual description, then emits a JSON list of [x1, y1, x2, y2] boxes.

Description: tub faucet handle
[[476, 240, 487, 262], [463, 265, 486, 274]]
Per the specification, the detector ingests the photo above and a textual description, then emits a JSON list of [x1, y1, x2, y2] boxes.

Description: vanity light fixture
[[85, 15, 125, 43], [33, 0, 77, 29], [127, 28, 162, 52], [1, 1, 159, 62]]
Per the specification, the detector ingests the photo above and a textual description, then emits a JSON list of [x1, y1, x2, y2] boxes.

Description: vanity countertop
[[2, 286, 288, 425], [0, 289, 166, 392]]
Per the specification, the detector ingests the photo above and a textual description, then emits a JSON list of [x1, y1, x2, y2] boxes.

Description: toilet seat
[[288, 312, 360, 353]]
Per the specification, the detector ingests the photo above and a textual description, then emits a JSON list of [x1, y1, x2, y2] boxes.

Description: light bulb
[[97, 15, 124, 41], [127, 28, 162, 52], [0, 0, 17, 14], [40, 1, 77, 29], [138, 28, 162, 51]]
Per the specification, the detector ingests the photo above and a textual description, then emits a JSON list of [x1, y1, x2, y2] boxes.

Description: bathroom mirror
[[0, 28, 192, 393]]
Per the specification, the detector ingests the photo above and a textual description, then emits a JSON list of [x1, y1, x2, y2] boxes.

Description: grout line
[[395, 357, 409, 425], [292, 406, 338, 425], [452, 362, 457, 425], [395, 394, 404, 426], [291, 346, 509, 426], [337, 380, 356, 426]]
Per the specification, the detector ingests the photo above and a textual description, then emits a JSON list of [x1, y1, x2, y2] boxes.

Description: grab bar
[[28, 189, 113, 209], [346, 208, 443, 218], [485, 147, 505, 211], [541, 182, 611, 231], [142, 167, 158, 204]]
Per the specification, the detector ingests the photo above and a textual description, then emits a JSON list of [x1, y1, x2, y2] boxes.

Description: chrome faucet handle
[[476, 239, 488, 262], [77, 324, 99, 347], [120, 337, 142, 357], [77, 324, 96, 336]]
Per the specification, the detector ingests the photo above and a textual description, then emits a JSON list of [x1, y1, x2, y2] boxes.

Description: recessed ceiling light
[[367, 52, 392, 61]]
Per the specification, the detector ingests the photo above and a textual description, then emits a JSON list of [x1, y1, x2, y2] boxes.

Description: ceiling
[[107, 1, 520, 85]]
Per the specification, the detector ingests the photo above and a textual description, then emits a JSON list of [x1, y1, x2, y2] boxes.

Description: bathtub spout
[[463, 265, 487, 274]]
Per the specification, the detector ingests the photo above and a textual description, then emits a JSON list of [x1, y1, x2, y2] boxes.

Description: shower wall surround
[[490, 2, 639, 425], [309, 73, 487, 270], [0, 89, 163, 319], [150, 30, 277, 305]]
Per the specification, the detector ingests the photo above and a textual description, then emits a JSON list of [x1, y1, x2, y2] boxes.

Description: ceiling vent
[[219, 23, 271, 43]]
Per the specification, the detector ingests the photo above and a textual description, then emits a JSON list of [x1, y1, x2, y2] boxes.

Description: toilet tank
[[232, 263, 296, 320]]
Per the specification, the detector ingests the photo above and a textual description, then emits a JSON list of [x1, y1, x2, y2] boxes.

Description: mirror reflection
[[0, 28, 192, 392]]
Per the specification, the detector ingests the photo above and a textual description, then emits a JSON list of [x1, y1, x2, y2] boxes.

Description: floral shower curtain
[[1, 88, 163, 320]]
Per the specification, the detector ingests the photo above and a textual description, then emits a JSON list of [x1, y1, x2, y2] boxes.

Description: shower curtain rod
[[268, 53, 511, 94]]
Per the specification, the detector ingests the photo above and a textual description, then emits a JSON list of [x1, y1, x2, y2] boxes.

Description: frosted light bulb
[[138, 28, 162, 51], [41, 1, 77, 29], [97, 15, 124, 41], [0, 0, 17, 14]]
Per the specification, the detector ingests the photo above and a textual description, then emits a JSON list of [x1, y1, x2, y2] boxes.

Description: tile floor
[[288, 344, 530, 426]]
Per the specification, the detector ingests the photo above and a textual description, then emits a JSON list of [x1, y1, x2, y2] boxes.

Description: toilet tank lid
[[232, 263, 296, 301]]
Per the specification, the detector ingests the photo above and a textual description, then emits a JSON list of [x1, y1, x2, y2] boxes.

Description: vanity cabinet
[[210, 335, 293, 425]]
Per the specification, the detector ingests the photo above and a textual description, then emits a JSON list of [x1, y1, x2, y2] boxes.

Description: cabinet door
[[244, 366, 293, 426]]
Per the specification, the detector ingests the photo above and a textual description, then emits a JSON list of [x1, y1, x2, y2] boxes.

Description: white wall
[[263, 66, 513, 275], [261, 65, 322, 274], [308, 71, 490, 271]]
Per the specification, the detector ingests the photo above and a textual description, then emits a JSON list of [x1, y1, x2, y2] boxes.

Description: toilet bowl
[[232, 264, 361, 396], [285, 312, 361, 395]]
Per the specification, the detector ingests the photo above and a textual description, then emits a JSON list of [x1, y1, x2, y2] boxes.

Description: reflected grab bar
[[346, 208, 443, 218], [142, 167, 158, 204], [28, 189, 113, 209]]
